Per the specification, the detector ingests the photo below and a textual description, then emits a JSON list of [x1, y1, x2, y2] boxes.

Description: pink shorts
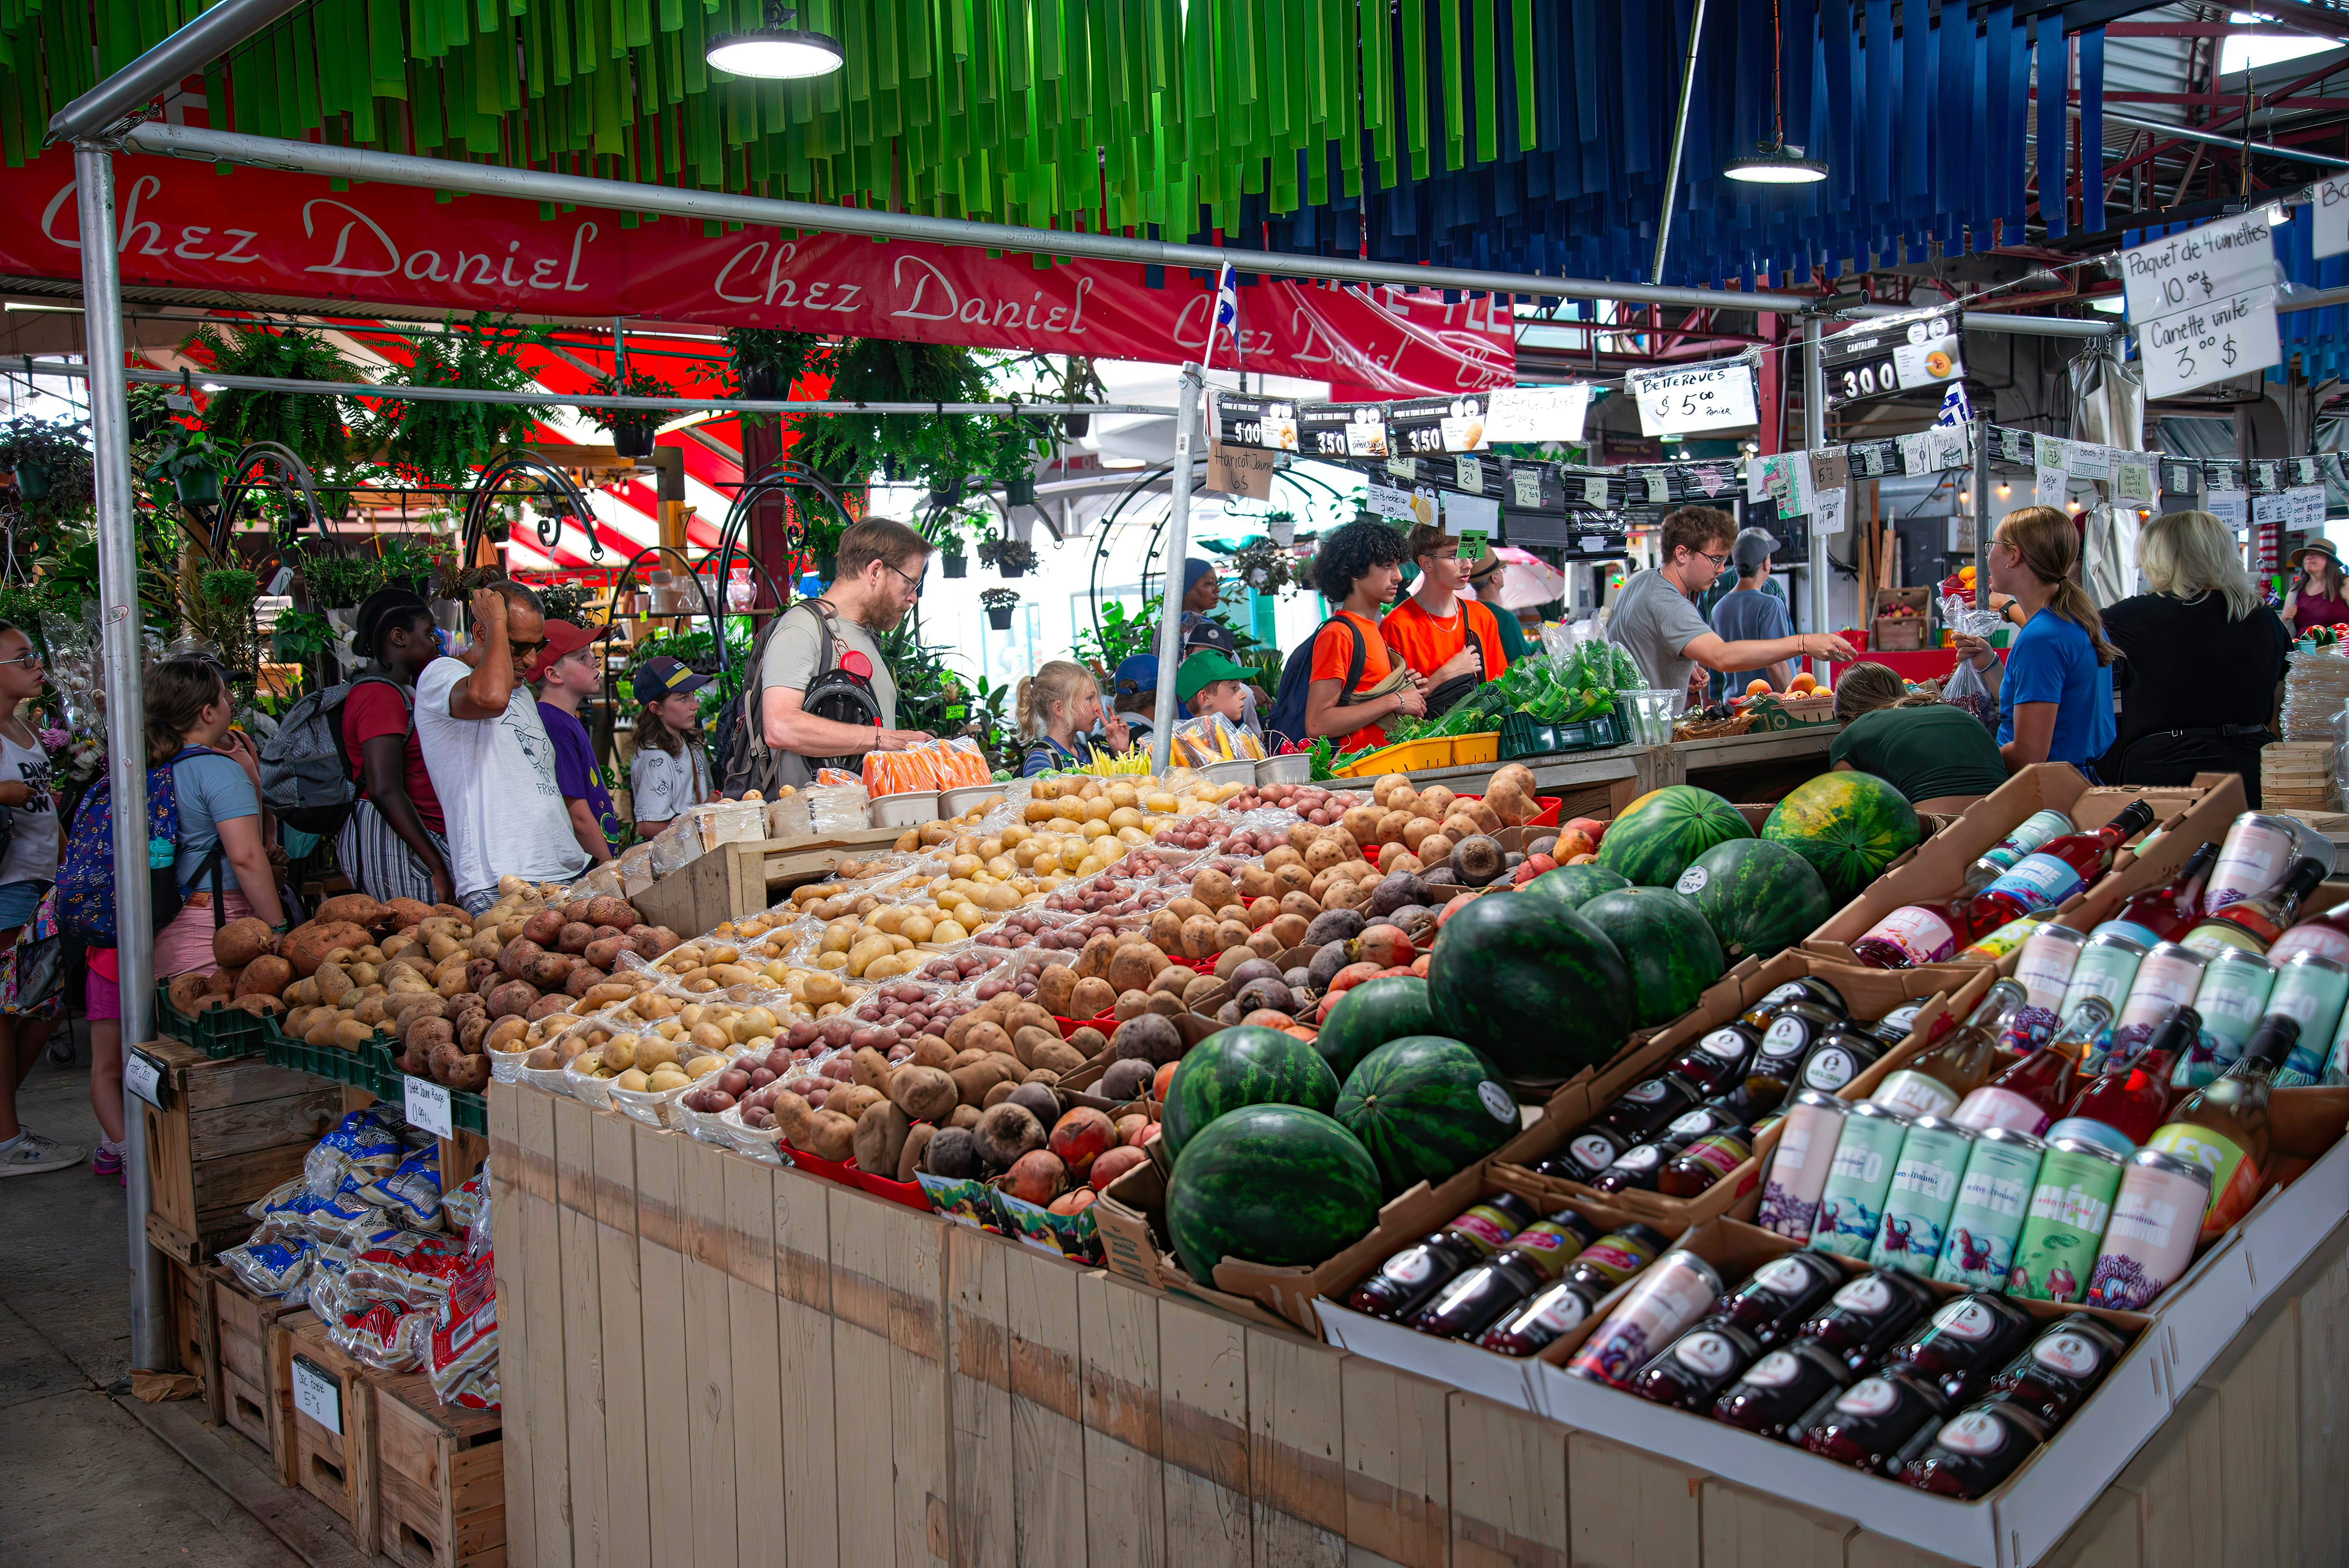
[[87, 969, 119, 1021]]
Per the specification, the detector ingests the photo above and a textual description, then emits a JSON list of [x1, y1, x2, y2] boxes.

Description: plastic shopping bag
[[1939, 601, 2004, 734]]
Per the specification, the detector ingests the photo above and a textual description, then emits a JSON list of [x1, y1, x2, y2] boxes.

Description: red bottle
[[1967, 801, 2157, 933], [1950, 998, 2107, 1136], [2092, 842, 2219, 948], [2180, 857, 2328, 957], [2048, 1006, 2195, 1154], [2268, 902, 2349, 966]]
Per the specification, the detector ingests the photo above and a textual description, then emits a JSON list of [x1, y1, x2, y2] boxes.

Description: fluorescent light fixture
[[706, 6, 842, 78], [1724, 142, 1827, 184], [200, 382, 224, 392]]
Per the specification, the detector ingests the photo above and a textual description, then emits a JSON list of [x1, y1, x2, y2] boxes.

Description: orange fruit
[[1746, 679, 1771, 696], [1790, 673, 1817, 694]]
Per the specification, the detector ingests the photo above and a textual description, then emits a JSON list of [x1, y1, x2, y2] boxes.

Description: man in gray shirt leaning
[[1710, 528, 1795, 695], [1608, 506, 1855, 712]]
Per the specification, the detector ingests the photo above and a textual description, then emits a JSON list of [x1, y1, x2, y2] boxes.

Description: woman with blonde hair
[[1826, 662, 2010, 812], [1017, 660, 1130, 776], [2282, 535, 2349, 636], [1951, 506, 2117, 773], [2095, 509, 2290, 802]]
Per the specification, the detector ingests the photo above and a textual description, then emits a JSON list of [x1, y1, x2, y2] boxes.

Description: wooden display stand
[[137, 1035, 342, 1265], [287, 1319, 378, 1552], [208, 1265, 313, 1457], [372, 1368, 505, 1568], [627, 826, 904, 937], [487, 1081, 2349, 1568], [163, 1253, 215, 1395]]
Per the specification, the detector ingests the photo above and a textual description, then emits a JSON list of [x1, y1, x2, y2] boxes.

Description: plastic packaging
[[222, 1235, 314, 1299], [303, 1110, 403, 1200], [805, 781, 872, 833], [357, 1146, 444, 1232], [427, 1257, 499, 1402], [347, 1230, 474, 1309], [442, 1173, 487, 1236], [1170, 712, 1267, 766], [1938, 603, 2006, 733], [765, 790, 813, 839], [330, 1301, 433, 1373]]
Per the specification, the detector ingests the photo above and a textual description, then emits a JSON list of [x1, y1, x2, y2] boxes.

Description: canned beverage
[[1956, 913, 2049, 965], [1756, 1091, 1851, 1239], [1563, 1251, 1725, 1387], [1808, 1102, 1914, 1258], [2178, 948, 2275, 1090], [2205, 812, 2300, 911], [2083, 1147, 2214, 1310], [2270, 915, 2349, 968], [2103, 942, 2207, 1069], [2006, 1136, 2128, 1302], [1931, 1126, 2045, 1290], [2264, 952, 2348, 1086], [2059, 931, 2147, 1035], [2006, 924, 2088, 1053], [1867, 1116, 1976, 1274]]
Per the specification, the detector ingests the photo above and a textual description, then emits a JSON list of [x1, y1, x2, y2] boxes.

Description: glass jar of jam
[[1476, 1279, 1606, 1358], [1898, 1401, 2051, 1499], [1796, 1021, 1889, 1095], [1564, 1251, 1725, 1388], [1659, 1126, 1755, 1198], [1628, 1319, 1764, 1410], [1344, 1193, 1540, 1320], [1796, 1269, 1938, 1371], [1537, 1122, 1632, 1183], [1586, 1137, 1690, 1195], [1562, 1223, 1672, 1293], [1877, 1292, 2037, 1404], [1797, 1371, 1952, 1476], [1405, 1211, 1604, 1340], [1598, 1073, 1707, 1142], [1667, 1025, 1758, 1096], [1753, 1000, 1848, 1086], [1983, 1316, 2131, 1430], [1710, 1341, 1855, 1440], [1708, 1251, 1844, 1348]]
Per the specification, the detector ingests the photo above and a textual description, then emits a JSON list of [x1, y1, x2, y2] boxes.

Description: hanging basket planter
[[997, 559, 1026, 579], [1005, 474, 1037, 507], [986, 605, 1015, 630], [1062, 412, 1091, 439], [739, 366, 782, 402], [610, 419, 657, 460], [173, 464, 223, 508], [942, 552, 969, 579], [815, 553, 838, 580], [930, 474, 965, 506], [11, 463, 49, 502]]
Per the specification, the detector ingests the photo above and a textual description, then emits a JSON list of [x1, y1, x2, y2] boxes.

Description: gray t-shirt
[[1709, 586, 1793, 692], [170, 752, 257, 888], [630, 741, 709, 825], [759, 602, 898, 729], [1607, 569, 1715, 700]]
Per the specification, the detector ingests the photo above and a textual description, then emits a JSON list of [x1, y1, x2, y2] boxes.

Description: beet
[[1368, 872, 1431, 917], [1227, 957, 1284, 992], [1303, 909, 1366, 947]]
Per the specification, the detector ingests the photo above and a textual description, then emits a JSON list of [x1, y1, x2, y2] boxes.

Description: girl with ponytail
[[1015, 661, 1131, 777], [1951, 505, 2117, 773]]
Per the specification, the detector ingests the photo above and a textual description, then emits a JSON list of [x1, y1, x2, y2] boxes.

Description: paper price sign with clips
[[1628, 359, 1758, 436], [2121, 214, 2281, 398]]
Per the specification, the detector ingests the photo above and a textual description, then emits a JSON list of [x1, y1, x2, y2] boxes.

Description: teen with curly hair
[[1300, 520, 1426, 751]]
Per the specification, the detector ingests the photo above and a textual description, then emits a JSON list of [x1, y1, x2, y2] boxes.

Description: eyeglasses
[[888, 562, 925, 597], [0, 652, 42, 669], [1698, 550, 1731, 570]]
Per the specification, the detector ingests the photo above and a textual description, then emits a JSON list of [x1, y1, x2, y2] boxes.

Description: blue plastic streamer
[[2037, 26, 2065, 239], [2079, 24, 2104, 232]]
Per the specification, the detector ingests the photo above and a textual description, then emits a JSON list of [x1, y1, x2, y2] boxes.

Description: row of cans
[[1758, 1089, 2210, 1310]]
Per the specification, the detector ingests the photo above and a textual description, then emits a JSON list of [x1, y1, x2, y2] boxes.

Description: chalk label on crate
[[125, 1049, 166, 1110], [292, 1355, 342, 1435], [404, 1076, 454, 1138]]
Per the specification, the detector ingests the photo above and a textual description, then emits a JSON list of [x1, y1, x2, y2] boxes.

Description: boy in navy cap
[[630, 655, 715, 837]]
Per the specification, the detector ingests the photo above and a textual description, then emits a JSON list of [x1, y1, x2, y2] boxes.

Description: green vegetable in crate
[[1428, 891, 1633, 1087], [1595, 785, 1753, 886], [1672, 838, 1833, 960], [1160, 1026, 1341, 1162], [1336, 1035, 1520, 1196], [1520, 862, 1631, 912], [1165, 1104, 1384, 1285], [1576, 888, 1726, 1026], [1761, 771, 1923, 902]]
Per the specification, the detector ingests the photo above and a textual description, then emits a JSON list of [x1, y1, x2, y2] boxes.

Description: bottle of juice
[[1967, 801, 2156, 932], [2144, 1014, 2293, 1243]]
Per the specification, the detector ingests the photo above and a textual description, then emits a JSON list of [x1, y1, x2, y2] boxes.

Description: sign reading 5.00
[[1627, 358, 1758, 437]]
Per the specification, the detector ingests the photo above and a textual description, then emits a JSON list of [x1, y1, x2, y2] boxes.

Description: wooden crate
[[138, 1037, 342, 1262], [627, 827, 904, 935], [165, 1254, 216, 1391], [287, 1319, 379, 1552], [207, 1264, 311, 1455], [372, 1367, 506, 1568]]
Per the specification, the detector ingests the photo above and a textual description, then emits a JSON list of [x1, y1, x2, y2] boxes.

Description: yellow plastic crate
[[1335, 738, 1455, 777], [1450, 731, 1500, 766]]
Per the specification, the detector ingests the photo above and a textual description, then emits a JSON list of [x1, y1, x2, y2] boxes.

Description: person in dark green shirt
[[1464, 549, 1535, 662], [1828, 662, 2009, 812]]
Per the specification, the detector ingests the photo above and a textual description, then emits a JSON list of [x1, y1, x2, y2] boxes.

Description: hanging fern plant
[[183, 322, 362, 475], [724, 328, 833, 425], [789, 339, 1001, 493], [360, 314, 544, 487]]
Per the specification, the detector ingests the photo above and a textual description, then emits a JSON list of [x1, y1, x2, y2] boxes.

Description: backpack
[[57, 746, 223, 947], [259, 675, 410, 835], [717, 600, 880, 798], [1264, 616, 1367, 752]]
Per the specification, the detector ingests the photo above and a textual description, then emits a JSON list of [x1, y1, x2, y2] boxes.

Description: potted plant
[[989, 416, 1046, 507], [1228, 535, 1299, 596], [585, 368, 680, 460], [977, 535, 1038, 579], [1054, 356, 1105, 438], [981, 587, 1021, 630], [0, 416, 94, 517], [929, 510, 971, 578], [359, 314, 543, 487], [789, 338, 999, 497], [182, 322, 360, 476], [151, 427, 227, 509], [723, 327, 832, 416]]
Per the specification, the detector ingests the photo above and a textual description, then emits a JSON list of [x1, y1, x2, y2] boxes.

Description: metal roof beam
[[46, 0, 308, 144]]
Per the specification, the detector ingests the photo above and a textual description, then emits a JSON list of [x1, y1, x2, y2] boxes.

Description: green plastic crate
[[155, 981, 271, 1060], [261, 1016, 378, 1087], [1498, 708, 1629, 761]]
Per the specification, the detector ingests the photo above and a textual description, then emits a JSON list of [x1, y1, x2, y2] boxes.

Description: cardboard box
[[1871, 587, 1933, 652], [1805, 765, 2242, 962]]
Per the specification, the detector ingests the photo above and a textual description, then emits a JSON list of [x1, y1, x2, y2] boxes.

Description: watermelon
[[1576, 888, 1726, 1026], [1165, 1104, 1383, 1286], [1595, 786, 1753, 886], [1428, 891, 1633, 1088], [1673, 838, 1833, 960], [1336, 1035, 1521, 1196], [1161, 1026, 1341, 1162], [1520, 862, 1631, 912], [1762, 771, 1923, 902], [1315, 976, 1438, 1083]]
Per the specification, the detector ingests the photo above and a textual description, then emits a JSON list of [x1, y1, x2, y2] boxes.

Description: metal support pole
[[1802, 316, 1829, 664], [1148, 366, 1205, 777], [76, 143, 165, 1372], [1972, 416, 1994, 612], [1651, 0, 1708, 286]]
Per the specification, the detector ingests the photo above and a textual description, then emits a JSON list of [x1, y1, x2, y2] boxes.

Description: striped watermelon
[[1161, 1026, 1340, 1163], [1165, 1105, 1383, 1285], [1428, 890, 1633, 1088], [1314, 976, 1439, 1083], [1673, 838, 1834, 960], [1520, 863, 1631, 912], [1336, 1035, 1521, 1196], [1595, 786, 1753, 886], [1577, 888, 1726, 1027], [1761, 772, 1923, 902]]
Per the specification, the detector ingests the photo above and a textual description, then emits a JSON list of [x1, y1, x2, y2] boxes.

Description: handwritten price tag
[[292, 1356, 342, 1435], [404, 1075, 454, 1138], [125, 1049, 166, 1110], [2121, 214, 2282, 397], [1627, 359, 1758, 436]]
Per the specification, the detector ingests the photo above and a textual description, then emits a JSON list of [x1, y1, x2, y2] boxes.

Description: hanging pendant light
[[706, 3, 844, 78], [1726, 0, 1826, 185]]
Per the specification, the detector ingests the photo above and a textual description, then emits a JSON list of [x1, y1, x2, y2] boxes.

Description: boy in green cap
[[1177, 650, 1258, 732]]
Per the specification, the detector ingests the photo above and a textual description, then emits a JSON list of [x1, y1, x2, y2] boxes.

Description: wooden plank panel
[[1566, 1432, 1700, 1568], [551, 1096, 607, 1568], [2210, 1298, 2300, 1568], [516, 1090, 572, 1568], [945, 1226, 1013, 1568], [830, 1186, 900, 1568], [2039, 1487, 2143, 1568], [1003, 1243, 1087, 1568], [2297, 1240, 2349, 1568], [632, 1121, 694, 1568], [1692, 1482, 1850, 1568], [186, 1086, 341, 1156], [680, 1136, 741, 1568], [883, 1202, 951, 1568], [1843, 1533, 1973, 1568], [1339, 1356, 1448, 1568], [774, 1167, 839, 1568], [180, 1055, 317, 1110], [726, 1154, 788, 1568], [1158, 1295, 1252, 1568], [1446, 1394, 1565, 1568], [591, 1111, 651, 1568], [1248, 1330, 1345, 1568], [488, 1088, 536, 1568], [2111, 1383, 2223, 1568], [1077, 1269, 1166, 1568]]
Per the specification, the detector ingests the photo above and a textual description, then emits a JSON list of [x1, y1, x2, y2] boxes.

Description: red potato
[[1151, 1060, 1178, 1102], [1565, 817, 1609, 846], [1090, 1144, 1150, 1188]]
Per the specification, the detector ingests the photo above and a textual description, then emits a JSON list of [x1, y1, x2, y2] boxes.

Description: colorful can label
[[1957, 913, 2048, 963], [1808, 1103, 1913, 1258], [2105, 942, 2207, 1067], [1975, 810, 2075, 879], [1562, 1252, 1722, 1387], [2007, 1138, 2127, 1302], [2014, 924, 2089, 1013], [1951, 1084, 2053, 1137], [2206, 814, 2296, 911], [1872, 1068, 1962, 1121], [2265, 953, 2348, 1086], [1979, 852, 2088, 917], [1867, 1117, 1975, 1274], [1757, 1092, 1849, 1239], [2060, 933, 2147, 1026], [2042, 1116, 2139, 1160], [2182, 920, 2268, 958], [2084, 1148, 2213, 1310], [1933, 1128, 2044, 1290], [2145, 1122, 2260, 1243], [2269, 920, 2349, 968], [1855, 906, 1960, 966], [2179, 949, 2275, 1090]]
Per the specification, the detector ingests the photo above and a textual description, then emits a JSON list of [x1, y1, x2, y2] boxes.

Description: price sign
[[1627, 358, 1758, 436], [1453, 456, 1485, 494], [126, 1048, 166, 1110], [1210, 392, 1298, 452], [1298, 402, 1387, 459], [1819, 307, 1966, 409], [2121, 213, 2281, 398], [2207, 489, 2250, 529], [1458, 529, 1490, 561], [1385, 395, 1489, 455], [2317, 175, 2349, 261], [1507, 464, 1565, 511], [292, 1355, 343, 1435], [2288, 485, 2329, 529], [404, 1075, 454, 1138], [1483, 384, 1593, 444]]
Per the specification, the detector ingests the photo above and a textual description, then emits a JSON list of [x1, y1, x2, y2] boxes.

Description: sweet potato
[[584, 936, 630, 971], [524, 952, 575, 990], [583, 896, 637, 932], [166, 972, 209, 1015], [564, 965, 608, 998], [232, 994, 284, 1018], [1034, 965, 1079, 1017], [381, 898, 435, 930], [523, 908, 567, 946], [807, 1110, 857, 1164], [314, 894, 391, 931], [205, 966, 241, 996], [852, 1100, 912, 1177], [525, 993, 574, 1022], [235, 955, 294, 1000], [281, 921, 373, 977], [213, 917, 274, 970]]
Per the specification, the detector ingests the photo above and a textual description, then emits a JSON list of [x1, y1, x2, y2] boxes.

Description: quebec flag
[[1934, 380, 1973, 428], [1208, 262, 1241, 367]]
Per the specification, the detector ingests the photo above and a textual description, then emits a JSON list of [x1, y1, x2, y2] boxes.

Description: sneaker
[[0, 1129, 89, 1177], [92, 1144, 123, 1177]]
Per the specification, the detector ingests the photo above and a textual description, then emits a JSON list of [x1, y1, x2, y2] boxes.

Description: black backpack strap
[[1328, 616, 1371, 707]]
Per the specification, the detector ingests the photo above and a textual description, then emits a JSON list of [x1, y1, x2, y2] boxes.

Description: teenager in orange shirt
[[1302, 520, 1427, 752], [1382, 523, 1510, 712]]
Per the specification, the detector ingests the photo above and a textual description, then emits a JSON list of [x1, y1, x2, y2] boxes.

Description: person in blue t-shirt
[[1951, 505, 2116, 775]]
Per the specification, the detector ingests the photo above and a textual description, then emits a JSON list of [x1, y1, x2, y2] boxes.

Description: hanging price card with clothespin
[[1458, 530, 1490, 561], [1627, 358, 1758, 436], [2121, 212, 2281, 398], [1483, 384, 1593, 444], [126, 1048, 167, 1110]]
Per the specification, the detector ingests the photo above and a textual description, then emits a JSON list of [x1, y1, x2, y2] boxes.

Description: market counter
[[1407, 722, 1842, 818]]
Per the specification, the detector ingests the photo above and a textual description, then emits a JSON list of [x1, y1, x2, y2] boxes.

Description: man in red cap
[[530, 618, 621, 863]]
